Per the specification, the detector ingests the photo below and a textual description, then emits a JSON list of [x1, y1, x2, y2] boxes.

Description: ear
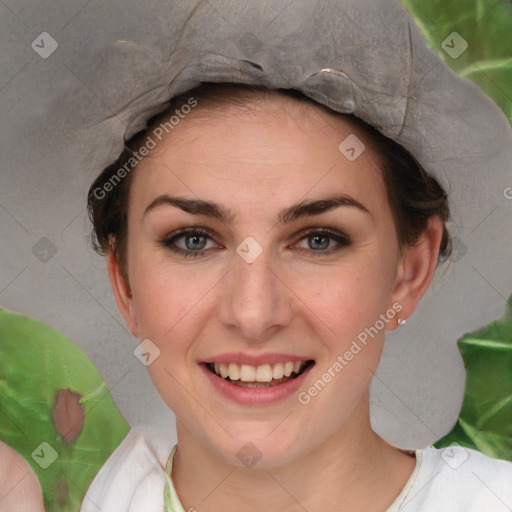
[[387, 216, 444, 331], [106, 248, 139, 338]]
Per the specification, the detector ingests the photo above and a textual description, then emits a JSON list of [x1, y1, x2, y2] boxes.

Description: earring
[[397, 318, 406, 327]]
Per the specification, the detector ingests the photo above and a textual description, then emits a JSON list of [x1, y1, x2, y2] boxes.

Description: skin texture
[[107, 94, 443, 511], [0, 441, 45, 512]]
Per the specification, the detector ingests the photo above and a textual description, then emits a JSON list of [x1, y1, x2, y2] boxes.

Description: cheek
[[295, 264, 391, 416], [132, 265, 200, 343], [300, 257, 393, 341], [129, 261, 204, 408], [128, 239, 188, 323], [128, 250, 222, 374]]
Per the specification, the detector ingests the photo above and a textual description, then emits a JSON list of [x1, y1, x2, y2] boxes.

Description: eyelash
[[158, 226, 352, 258]]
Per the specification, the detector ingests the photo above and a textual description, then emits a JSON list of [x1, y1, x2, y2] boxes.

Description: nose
[[217, 245, 294, 342]]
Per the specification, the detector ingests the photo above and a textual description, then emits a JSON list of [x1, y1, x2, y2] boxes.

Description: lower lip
[[200, 363, 314, 405]]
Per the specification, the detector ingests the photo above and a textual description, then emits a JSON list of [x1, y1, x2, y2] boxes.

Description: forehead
[[130, 94, 387, 220]]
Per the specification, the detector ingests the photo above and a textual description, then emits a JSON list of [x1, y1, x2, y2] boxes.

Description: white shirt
[[80, 428, 512, 512]]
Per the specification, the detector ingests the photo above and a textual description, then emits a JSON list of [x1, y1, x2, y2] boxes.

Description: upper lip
[[200, 352, 315, 366]]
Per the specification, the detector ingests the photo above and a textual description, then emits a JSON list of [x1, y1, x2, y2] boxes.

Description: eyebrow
[[143, 193, 372, 224]]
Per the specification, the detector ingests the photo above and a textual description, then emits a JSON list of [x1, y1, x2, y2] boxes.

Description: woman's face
[[110, 95, 435, 467]]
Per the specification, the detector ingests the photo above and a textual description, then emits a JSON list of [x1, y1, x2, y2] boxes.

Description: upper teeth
[[211, 361, 307, 382]]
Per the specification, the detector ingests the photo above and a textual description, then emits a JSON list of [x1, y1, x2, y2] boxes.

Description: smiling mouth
[[204, 360, 315, 388]]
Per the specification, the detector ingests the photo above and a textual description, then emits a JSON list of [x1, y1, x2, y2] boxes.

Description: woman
[[81, 1, 512, 511]]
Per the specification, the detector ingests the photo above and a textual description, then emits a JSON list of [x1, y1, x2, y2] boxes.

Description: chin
[[206, 430, 310, 470]]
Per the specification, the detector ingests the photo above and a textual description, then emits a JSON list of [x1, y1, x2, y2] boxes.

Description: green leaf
[[433, 294, 512, 461], [0, 309, 130, 512]]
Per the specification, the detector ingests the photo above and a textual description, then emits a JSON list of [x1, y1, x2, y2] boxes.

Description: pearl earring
[[397, 318, 407, 327]]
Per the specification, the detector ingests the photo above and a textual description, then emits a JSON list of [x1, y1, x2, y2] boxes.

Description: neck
[[171, 396, 416, 512]]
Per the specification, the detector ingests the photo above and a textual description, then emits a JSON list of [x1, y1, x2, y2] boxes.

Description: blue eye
[[295, 228, 351, 256], [159, 227, 216, 258], [158, 227, 351, 258]]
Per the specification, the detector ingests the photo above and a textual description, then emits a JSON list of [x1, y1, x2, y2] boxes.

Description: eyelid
[[159, 226, 221, 248], [293, 226, 351, 242], [291, 227, 352, 257]]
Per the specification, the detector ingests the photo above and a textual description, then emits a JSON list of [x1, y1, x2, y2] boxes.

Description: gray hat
[[6, 0, 511, 453]]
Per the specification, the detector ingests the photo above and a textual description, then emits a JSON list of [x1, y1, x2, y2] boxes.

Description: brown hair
[[87, 82, 452, 285]]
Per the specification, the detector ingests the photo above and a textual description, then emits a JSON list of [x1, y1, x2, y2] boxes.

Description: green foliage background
[[0, 310, 130, 512]]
